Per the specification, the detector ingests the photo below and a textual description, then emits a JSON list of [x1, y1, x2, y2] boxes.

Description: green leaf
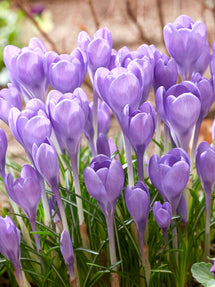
[[191, 262, 215, 286]]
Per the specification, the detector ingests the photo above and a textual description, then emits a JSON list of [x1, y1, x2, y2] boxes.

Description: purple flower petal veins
[[149, 148, 190, 212], [163, 15, 209, 80], [4, 38, 48, 102], [5, 165, 41, 221], [0, 215, 21, 270], [153, 201, 172, 231], [60, 230, 75, 276], [84, 154, 124, 215]]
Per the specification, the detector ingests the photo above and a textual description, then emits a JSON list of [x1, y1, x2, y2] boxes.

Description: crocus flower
[[196, 141, 215, 258], [95, 66, 142, 123], [0, 216, 30, 287], [77, 27, 113, 81], [125, 181, 150, 252], [121, 102, 156, 180], [47, 88, 88, 156], [44, 48, 87, 93], [0, 128, 7, 179], [0, 84, 22, 125], [124, 181, 151, 286], [210, 42, 215, 90], [5, 165, 42, 252], [210, 260, 215, 278], [60, 230, 75, 282], [153, 201, 172, 244], [190, 73, 214, 167], [84, 154, 124, 268], [155, 81, 201, 152], [8, 98, 52, 160], [47, 88, 89, 238], [32, 138, 69, 233], [84, 99, 110, 157], [149, 148, 190, 213], [151, 45, 178, 92], [0, 215, 21, 270], [115, 45, 154, 104], [5, 165, 41, 222], [4, 38, 48, 102], [163, 15, 210, 80]]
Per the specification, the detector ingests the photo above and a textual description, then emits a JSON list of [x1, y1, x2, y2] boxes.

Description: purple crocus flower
[[44, 48, 87, 93], [84, 154, 124, 216], [121, 102, 156, 180], [5, 165, 41, 222], [95, 66, 142, 123], [0, 129, 7, 180], [190, 73, 214, 166], [8, 99, 52, 160], [0, 216, 30, 286], [151, 45, 178, 92], [163, 15, 210, 81], [0, 215, 21, 269], [196, 142, 215, 193], [84, 99, 110, 157], [196, 142, 215, 259], [115, 45, 154, 104], [60, 230, 75, 281], [210, 42, 215, 90], [5, 165, 42, 252], [125, 181, 150, 252], [32, 137, 69, 232], [84, 154, 124, 267], [153, 201, 172, 244], [92, 99, 110, 135], [47, 88, 88, 157], [149, 148, 190, 213], [210, 260, 215, 278], [77, 27, 113, 81], [155, 81, 201, 152], [4, 38, 48, 102], [0, 84, 22, 125]]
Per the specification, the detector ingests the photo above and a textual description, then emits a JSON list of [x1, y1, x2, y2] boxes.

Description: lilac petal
[[34, 142, 59, 187], [0, 215, 21, 268], [87, 38, 112, 70], [163, 161, 190, 203], [49, 61, 80, 93], [149, 155, 162, 191], [8, 108, 23, 145], [106, 159, 124, 203], [165, 93, 201, 132], [109, 73, 141, 117], [13, 177, 41, 219], [84, 167, 107, 201], [60, 230, 74, 273]]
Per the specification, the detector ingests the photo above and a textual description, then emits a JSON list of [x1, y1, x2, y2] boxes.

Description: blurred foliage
[[0, 0, 24, 86]]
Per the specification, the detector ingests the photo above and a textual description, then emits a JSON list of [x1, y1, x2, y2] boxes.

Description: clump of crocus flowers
[[0, 14, 214, 287]]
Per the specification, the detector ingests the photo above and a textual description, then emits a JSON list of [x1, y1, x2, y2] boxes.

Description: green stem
[[70, 153, 85, 226], [205, 191, 212, 260], [171, 210, 178, 267], [30, 218, 41, 252], [39, 176, 51, 225]]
